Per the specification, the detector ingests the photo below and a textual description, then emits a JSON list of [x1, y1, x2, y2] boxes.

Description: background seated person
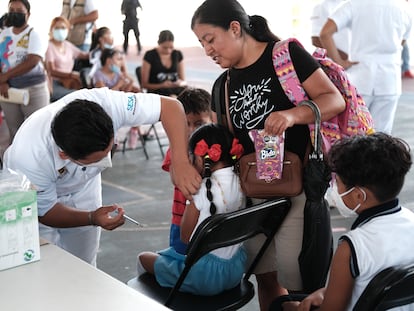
[[93, 48, 140, 92], [93, 47, 141, 149], [141, 30, 187, 97], [45, 16, 89, 102]]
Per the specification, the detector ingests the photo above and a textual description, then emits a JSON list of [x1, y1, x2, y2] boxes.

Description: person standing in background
[[121, 0, 142, 55], [402, 41, 414, 78], [310, 0, 350, 61], [0, 0, 49, 144], [320, 0, 412, 134], [402, 0, 414, 79], [61, 0, 98, 71]]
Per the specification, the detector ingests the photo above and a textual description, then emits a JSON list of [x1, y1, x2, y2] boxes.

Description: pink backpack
[[272, 38, 375, 152]]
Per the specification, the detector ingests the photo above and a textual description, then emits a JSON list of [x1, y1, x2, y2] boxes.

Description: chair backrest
[[353, 263, 414, 311], [79, 67, 93, 89], [165, 198, 291, 306]]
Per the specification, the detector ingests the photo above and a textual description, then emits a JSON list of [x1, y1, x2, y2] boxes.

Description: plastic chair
[[353, 263, 414, 311], [127, 198, 292, 311]]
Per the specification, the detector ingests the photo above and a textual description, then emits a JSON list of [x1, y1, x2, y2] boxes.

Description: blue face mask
[[53, 29, 68, 42], [104, 43, 114, 49], [111, 64, 121, 74]]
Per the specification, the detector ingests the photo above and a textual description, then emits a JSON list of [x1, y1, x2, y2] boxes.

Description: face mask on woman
[[53, 28, 68, 42], [111, 64, 121, 74], [7, 12, 26, 28], [326, 181, 366, 218]]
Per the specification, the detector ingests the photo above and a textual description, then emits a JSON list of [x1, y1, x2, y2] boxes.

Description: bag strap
[[223, 70, 235, 134], [298, 100, 323, 160], [213, 70, 234, 133]]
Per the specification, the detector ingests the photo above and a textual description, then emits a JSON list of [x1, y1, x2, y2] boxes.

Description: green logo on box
[[23, 249, 35, 262]]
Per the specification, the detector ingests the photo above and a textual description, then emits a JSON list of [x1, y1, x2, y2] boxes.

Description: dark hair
[[158, 30, 174, 44], [100, 48, 122, 66], [328, 132, 412, 202], [189, 123, 238, 215], [9, 0, 30, 13], [51, 100, 114, 160], [177, 87, 212, 115], [191, 0, 279, 43], [90, 26, 110, 51]]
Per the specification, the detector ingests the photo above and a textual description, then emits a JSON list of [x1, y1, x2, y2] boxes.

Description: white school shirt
[[310, 0, 350, 56], [3, 88, 161, 216], [343, 204, 414, 310], [191, 167, 245, 259], [330, 0, 412, 95]]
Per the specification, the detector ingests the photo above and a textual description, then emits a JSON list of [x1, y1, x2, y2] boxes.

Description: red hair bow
[[230, 138, 244, 160], [194, 139, 222, 162]]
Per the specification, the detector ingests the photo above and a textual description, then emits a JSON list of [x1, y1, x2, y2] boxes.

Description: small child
[[161, 87, 213, 254], [138, 123, 246, 295], [271, 132, 414, 311]]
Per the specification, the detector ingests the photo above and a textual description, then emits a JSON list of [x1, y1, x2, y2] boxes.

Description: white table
[[0, 243, 170, 310]]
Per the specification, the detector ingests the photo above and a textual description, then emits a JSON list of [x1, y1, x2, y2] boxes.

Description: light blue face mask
[[104, 43, 114, 49], [111, 64, 121, 74], [53, 28, 68, 42]]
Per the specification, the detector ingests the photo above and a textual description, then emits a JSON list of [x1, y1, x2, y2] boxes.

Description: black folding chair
[[134, 65, 168, 158], [127, 198, 292, 311], [353, 263, 414, 311]]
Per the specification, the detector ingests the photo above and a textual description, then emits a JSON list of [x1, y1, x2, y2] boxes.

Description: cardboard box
[[0, 190, 40, 271]]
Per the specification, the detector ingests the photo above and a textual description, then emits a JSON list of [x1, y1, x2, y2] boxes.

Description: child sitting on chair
[[162, 87, 213, 255], [137, 123, 246, 295], [272, 132, 414, 311]]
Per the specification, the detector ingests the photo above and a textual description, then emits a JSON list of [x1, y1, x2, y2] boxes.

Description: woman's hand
[[264, 109, 297, 135], [0, 82, 9, 98]]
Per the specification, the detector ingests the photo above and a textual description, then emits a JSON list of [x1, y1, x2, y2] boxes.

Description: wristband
[[88, 211, 96, 226]]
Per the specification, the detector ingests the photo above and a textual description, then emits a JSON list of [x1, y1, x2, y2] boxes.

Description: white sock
[[136, 254, 147, 276]]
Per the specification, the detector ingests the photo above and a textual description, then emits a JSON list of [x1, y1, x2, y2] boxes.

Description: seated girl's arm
[[176, 59, 187, 87], [180, 201, 199, 243]]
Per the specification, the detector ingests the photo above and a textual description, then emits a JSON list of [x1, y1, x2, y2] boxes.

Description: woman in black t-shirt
[[191, 1, 345, 310], [141, 30, 187, 97]]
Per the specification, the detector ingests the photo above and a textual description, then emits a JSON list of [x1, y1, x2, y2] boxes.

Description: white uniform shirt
[[310, 0, 350, 55], [4, 88, 161, 216], [343, 203, 414, 310], [330, 0, 412, 95]]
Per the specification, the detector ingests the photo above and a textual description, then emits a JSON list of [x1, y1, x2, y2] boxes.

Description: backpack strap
[[272, 38, 308, 105]]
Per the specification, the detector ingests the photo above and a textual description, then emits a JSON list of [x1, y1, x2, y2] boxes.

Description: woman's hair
[[158, 30, 174, 44], [9, 0, 30, 13], [177, 87, 212, 115], [49, 16, 70, 34], [189, 123, 241, 215], [191, 0, 279, 43], [90, 26, 110, 51], [328, 132, 412, 202], [51, 100, 114, 160]]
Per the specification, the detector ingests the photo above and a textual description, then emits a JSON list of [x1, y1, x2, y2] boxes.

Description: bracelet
[[88, 211, 96, 226]]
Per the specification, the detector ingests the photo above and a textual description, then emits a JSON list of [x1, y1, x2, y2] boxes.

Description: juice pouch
[[249, 129, 285, 181]]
